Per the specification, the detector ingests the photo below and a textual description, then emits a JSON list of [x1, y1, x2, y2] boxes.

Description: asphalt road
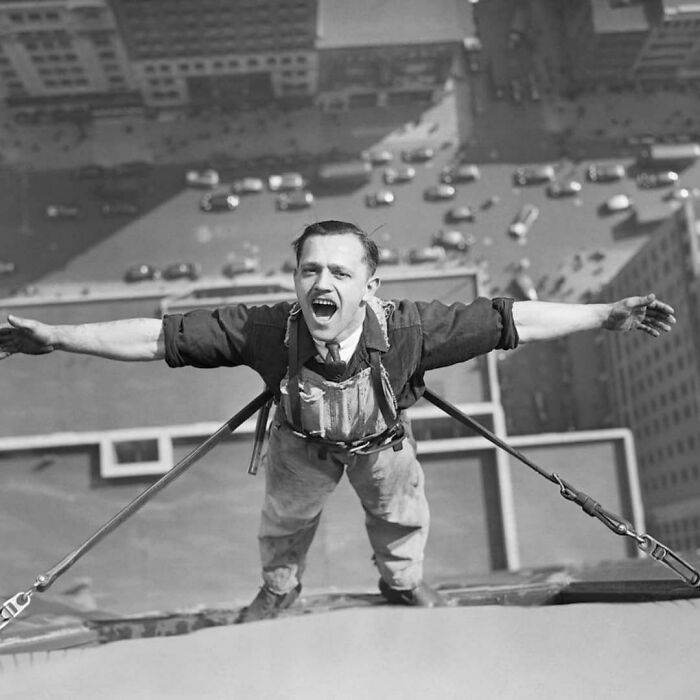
[[1, 148, 691, 304]]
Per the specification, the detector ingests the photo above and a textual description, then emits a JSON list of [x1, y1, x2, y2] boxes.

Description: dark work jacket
[[163, 296, 518, 410]]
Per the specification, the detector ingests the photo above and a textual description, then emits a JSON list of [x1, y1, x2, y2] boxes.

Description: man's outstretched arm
[[513, 294, 676, 343], [0, 314, 165, 361]]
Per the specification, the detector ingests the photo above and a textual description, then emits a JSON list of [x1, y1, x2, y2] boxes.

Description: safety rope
[[422, 388, 700, 589], [1, 389, 273, 634]]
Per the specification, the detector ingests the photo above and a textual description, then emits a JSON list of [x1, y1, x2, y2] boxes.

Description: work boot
[[378, 578, 447, 607], [235, 583, 302, 623]]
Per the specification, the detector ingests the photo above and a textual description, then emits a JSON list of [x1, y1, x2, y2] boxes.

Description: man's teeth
[[312, 299, 337, 317]]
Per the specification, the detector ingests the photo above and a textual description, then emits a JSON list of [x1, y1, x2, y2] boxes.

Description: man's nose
[[315, 267, 332, 288]]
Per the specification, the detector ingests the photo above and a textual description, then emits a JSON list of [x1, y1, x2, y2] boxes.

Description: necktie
[[324, 341, 346, 379]]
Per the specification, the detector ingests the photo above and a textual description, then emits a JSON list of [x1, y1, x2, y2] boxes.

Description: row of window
[[643, 463, 700, 494], [143, 54, 308, 74]]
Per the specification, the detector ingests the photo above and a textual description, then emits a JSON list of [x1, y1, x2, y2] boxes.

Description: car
[[124, 264, 161, 283], [480, 195, 501, 210], [546, 179, 583, 198], [423, 184, 456, 201], [0, 259, 16, 275], [365, 148, 394, 166], [222, 257, 259, 277], [603, 194, 633, 213], [365, 189, 395, 207], [663, 186, 700, 201], [512, 165, 555, 186], [382, 166, 416, 185], [586, 163, 626, 183], [440, 163, 480, 184], [268, 172, 305, 192], [186, 168, 220, 189], [163, 262, 201, 281], [199, 191, 240, 212], [508, 203, 540, 240], [100, 201, 140, 217], [45, 203, 82, 220], [276, 190, 314, 211], [636, 171, 679, 189], [377, 247, 400, 266], [509, 271, 539, 301], [401, 146, 435, 163], [408, 246, 447, 264], [444, 205, 475, 223], [230, 177, 264, 195], [432, 229, 474, 252]]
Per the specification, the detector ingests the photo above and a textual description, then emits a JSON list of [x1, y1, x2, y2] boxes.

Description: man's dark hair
[[292, 220, 379, 275]]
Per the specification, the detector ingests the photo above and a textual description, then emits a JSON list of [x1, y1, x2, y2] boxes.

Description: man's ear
[[363, 275, 380, 301]]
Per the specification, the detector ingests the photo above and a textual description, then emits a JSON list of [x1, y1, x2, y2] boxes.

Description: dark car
[[124, 264, 161, 283], [440, 163, 480, 185], [365, 189, 395, 208], [432, 229, 473, 252], [480, 195, 500, 210], [382, 166, 416, 185], [75, 164, 106, 180], [222, 257, 259, 277], [100, 201, 140, 217], [444, 205, 475, 223], [401, 146, 435, 163], [546, 179, 583, 198], [512, 165, 555, 186], [636, 171, 679, 189], [163, 262, 201, 281], [112, 161, 153, 178], [423, 184, 456, 202], [45, 203, 82, 220], [586, 163, 626, 183], [0, 259, 16, 275], [365, 148, 394, 166], [276, 190, 314, 211], [200, 191, 240, 212]]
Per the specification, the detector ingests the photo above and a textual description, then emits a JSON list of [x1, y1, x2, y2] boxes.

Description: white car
[[230, 177, 264, 195], [604, 194, 633, 213], [268, 172, 305, 192], [365, 189, 395, 207], [186, 168, 220, 188], [508, 204, 540, 239]]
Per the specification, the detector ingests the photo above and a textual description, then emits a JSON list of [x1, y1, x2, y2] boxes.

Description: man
[[0, 220, 675, 622]]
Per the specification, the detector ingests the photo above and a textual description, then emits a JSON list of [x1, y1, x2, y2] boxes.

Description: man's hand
[[0, 314, 55, 359], [603, 294, 676, 337]]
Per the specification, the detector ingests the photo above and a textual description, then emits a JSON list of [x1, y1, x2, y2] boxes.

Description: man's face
[[294, 233, 379, 343]]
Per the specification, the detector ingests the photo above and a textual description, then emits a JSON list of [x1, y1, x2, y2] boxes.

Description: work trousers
[[258, 418, 430, 594]]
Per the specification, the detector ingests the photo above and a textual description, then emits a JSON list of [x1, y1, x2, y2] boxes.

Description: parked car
[[424, 184, 456, 201], [365, 148, 394, 166], [75, 164, 106, 180], [276, 190, 314, 211], [636, 171, 679, 189], [124, 264, 161, 283], [480, 195, 501, 210], [512, 165, 555, 186], [45, 203, 82, 220], [377, 247, 400, 266], [602, 194, 633, 213], [508, 203, 540, 240], [401, 146, 435, 163], [509, 271, 539, 301], [222, 257, 259, 277], [440, 163, 480, 184], [365, 189, 395, 207], [199, 191, 240, 212], [230, 177, 264, 195], [663, 186, 700, 201], [408, 246, 447, 264], [546, 179, 582, 198], [586, 163, 626, 183], [163, 262, 201, 281], [186, 168, 220, 189], [268, 172, 305, 192], [113, 161, 152, 178], [444, 205, 475, 223], [0, 259, 16, 275], [100, 201, 140, 217], [432, 229, 473, 252], [382, 166, 416, 185]]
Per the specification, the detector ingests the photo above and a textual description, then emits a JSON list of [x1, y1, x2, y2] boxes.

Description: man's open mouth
[[311, 298, 337, 319]]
